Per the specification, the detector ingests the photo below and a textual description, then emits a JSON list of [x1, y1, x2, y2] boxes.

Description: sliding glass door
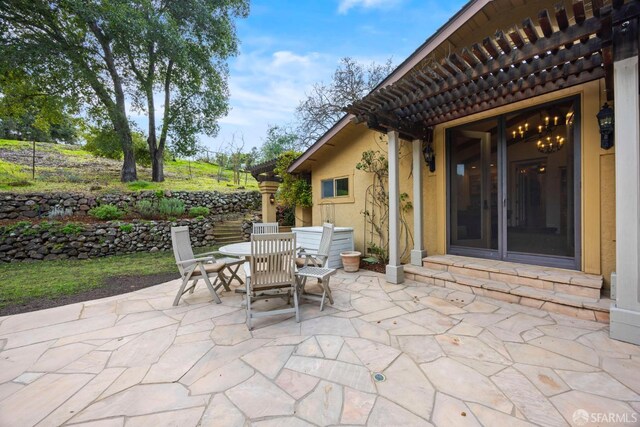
[[447, 96, 580, 269], [449, 119, 500, 258]]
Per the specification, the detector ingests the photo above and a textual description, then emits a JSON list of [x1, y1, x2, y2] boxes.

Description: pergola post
[[258, 181, 279, 223], [610, 12, 640, 345], [411, 139, 427, 266], [386, 130, 404, 284]]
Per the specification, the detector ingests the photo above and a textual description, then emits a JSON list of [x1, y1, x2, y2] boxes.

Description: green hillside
[[0, 139, 258, 193]]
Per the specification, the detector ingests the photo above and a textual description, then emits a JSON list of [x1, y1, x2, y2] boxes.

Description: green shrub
[[84, 127, 151, 166], [158, 198, 185, 217], [88, 204, 124, 220], [128, 180, 152, 191], [136, 200, 156, 219], [9, 221, 31, 230], [60, 223, 84, 234], [188, 206, 210, 217], [119, 224, 133, 233], [83, 127, 123, 160], [7, 180, 33, 187], [21, 227, 39, 236], [37, 221, 58, 231]]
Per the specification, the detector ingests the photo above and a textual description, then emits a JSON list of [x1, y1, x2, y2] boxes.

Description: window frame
[[321, 176, 350, 199]]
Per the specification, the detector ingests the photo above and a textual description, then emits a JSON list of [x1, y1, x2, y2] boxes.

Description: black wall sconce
[[597, 103, 615, 150], [269, 193, 275, 205], [422, 141, 436, 172]]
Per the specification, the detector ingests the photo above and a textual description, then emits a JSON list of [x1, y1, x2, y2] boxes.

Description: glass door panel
[[449, 120, 499, 251], [505, 99, 575, 258]]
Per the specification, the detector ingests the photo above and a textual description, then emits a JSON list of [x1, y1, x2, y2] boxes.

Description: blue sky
[[200, 0, 468, 152]]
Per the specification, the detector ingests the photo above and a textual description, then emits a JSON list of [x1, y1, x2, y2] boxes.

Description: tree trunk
[[152, 60, 174, 183], [151, 147, 164, 182], [112, 112, 137, 182], [88, 20, 137, 182]]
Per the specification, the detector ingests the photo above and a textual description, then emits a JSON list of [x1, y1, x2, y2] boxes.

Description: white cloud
[[337, 0, 402, 14], [198, 47, 337, 150]]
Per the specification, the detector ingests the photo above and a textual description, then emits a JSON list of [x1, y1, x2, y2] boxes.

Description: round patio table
[[218, 242, 251, 258], [218, 242, 251, 294]]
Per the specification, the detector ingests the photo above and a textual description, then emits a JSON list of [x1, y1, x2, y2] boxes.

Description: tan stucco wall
[[308, 124, 414, 262], [305, 80, 616, 288]]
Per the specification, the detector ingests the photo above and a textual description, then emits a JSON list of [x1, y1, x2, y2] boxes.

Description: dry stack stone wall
[[0, 190, 260, 220], [0, 190, 261, 263], [0, 218, 215, 263]]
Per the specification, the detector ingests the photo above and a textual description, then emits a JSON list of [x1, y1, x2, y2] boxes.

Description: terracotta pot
[[340, 251, 361, 272]]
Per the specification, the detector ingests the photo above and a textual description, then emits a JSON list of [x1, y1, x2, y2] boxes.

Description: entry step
[[403, 255, 608, 323]]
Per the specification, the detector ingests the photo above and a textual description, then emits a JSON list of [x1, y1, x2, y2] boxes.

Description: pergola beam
[[345, 0, 617, 129]]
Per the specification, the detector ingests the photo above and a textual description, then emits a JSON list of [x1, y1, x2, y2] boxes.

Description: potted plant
[[340, 251, 361, 272]]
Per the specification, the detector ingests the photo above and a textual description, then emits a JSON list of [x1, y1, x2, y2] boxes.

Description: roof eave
[[287, 0, 489, 173], [287, 114, 353, 173]]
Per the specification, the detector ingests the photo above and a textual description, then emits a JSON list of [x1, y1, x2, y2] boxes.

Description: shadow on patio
[[0, 268, 638, 426]]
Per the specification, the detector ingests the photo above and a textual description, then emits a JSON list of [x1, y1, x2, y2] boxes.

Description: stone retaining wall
[[0, 190, 260, 220], [0, 218, 215, 262]]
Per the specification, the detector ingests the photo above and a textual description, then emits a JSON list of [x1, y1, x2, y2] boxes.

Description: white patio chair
[[296, 223, 336, 309], [171, 226, 243, 306], [296, 222, 334, 268], [252, 222, 279, 234], [244, 232, 299, 330]]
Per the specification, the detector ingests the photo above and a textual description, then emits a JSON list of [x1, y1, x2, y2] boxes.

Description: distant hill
[[0, 139, 258, 193]]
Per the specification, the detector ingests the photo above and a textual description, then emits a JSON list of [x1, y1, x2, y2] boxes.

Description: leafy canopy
[[114, 0, 249, 160], [260, 125, 300, 162], [0, 70, 80, 143]]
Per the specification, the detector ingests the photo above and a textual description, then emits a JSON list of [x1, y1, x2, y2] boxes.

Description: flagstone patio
[[1, 269, 639, 427]]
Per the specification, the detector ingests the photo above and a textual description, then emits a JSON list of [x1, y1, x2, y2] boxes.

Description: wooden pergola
[[346, 0, 638, 141], [248, 158, 281, 183]]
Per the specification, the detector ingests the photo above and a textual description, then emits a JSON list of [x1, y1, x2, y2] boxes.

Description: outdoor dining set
[[170, 222, 337, 330]]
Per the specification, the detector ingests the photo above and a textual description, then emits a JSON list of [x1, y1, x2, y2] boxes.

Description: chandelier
[[509, 114, 568, 154], [537, 135, 565, 154]]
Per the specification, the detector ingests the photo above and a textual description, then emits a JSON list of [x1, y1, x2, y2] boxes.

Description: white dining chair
[[252, 222, 279, 234], [244, 232, 299, 330], [171, 226, 243, 306]]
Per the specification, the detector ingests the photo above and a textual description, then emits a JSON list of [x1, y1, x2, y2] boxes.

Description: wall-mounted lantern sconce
[[597, 102, 615, 150], [269, 193, 275, 205], [422, 141, 436, 172]]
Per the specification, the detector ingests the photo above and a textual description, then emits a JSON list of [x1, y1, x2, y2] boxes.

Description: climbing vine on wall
[[356, 137, 413, 264], [274, 151, 312, 209]]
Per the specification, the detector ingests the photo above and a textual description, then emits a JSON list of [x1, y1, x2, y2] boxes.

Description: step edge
[[406, 264, 606, 312], [421, 258, 603, 289]]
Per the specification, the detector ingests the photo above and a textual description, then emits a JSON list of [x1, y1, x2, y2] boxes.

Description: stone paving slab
[[0, 269, 639, 426]]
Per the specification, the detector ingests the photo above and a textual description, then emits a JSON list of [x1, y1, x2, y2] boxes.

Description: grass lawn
[[0, 139, 258, 193], [0, 248, 217, 312]]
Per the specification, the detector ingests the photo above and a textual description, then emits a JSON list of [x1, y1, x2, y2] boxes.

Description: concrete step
[[213, 237, 244, 243], [404, 263, 610, 323], [214, 225, 244, 230], [214, 235, 245, 241], [423, 255, 603, 296], [214, 231, 243, 236]]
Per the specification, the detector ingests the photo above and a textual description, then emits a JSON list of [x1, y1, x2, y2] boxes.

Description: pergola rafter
[[345, 0, 640, 139]]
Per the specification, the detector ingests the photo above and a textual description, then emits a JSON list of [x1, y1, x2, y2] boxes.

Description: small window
[[321, 177, 349, 199], [321, 180, 334, 198], [336, 178, 349, 196]]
